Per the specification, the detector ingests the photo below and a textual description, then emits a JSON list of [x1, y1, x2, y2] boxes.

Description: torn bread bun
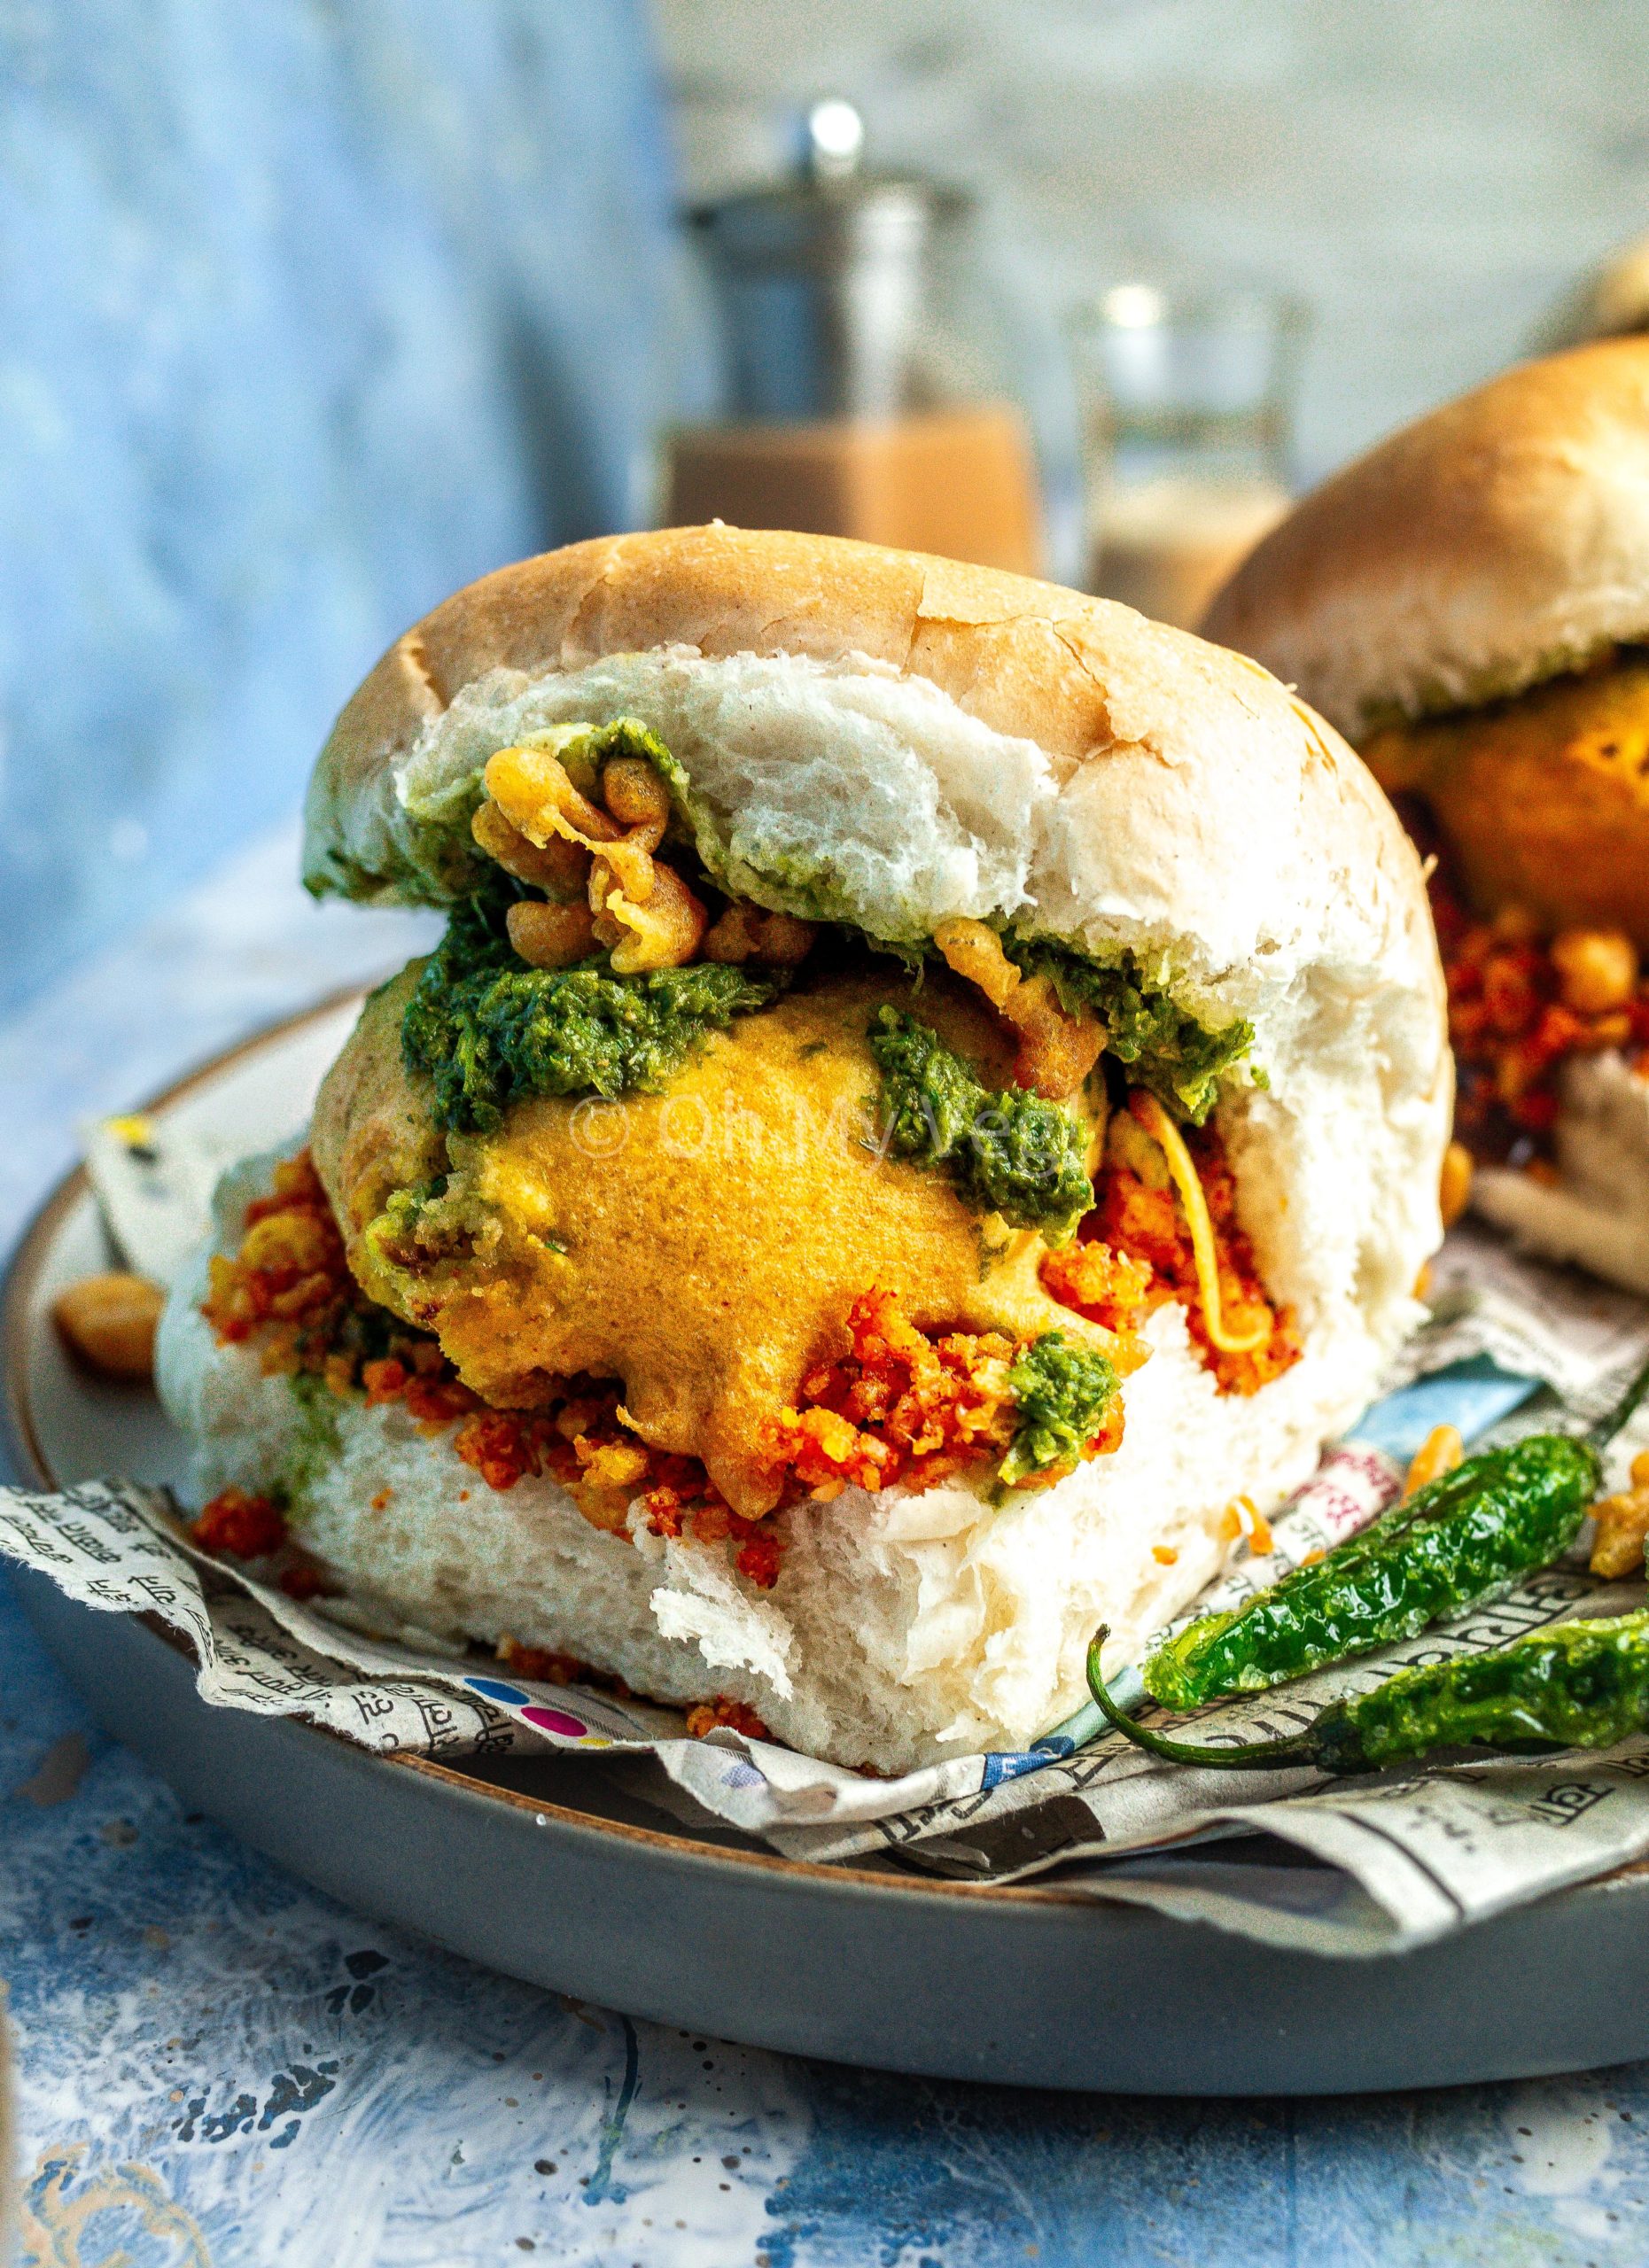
[[158, 527, 1448, 1775]]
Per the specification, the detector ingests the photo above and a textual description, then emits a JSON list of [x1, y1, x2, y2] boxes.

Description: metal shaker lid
[[685, 101, 973, 420], [687, 99, 968, 279]]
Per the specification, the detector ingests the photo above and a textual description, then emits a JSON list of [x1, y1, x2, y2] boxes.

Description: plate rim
[[0, 988, 1093, 1914]]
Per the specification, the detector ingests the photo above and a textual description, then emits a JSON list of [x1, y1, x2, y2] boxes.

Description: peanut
[[53, 1272, 166, 1383], [1490, 903, 1541, 945], [1439, 1139, 1474, 1230], [1591, 1485, 1649, 1579], [704, 904, 817, 967], [703, 904, 762, 963], [600, 755, 671, 834], [752, 910, 817, 966], [506, 897, 598, 970], [1552, 926, 1638, 1014]]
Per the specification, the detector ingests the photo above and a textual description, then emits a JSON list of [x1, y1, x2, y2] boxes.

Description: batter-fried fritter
[[311, 967, 1116, 1514], [1364, 653, 1649, 943]]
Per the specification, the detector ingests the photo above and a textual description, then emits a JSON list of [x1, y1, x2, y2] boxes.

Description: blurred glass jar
[[666, 102, 1046, 576], [1070, 283, 1308, 630]]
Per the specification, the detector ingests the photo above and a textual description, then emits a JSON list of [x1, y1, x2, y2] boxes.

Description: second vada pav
[[1207, 338, 1649, 1298]]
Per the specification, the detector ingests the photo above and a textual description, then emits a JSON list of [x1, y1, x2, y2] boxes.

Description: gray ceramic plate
[[8, 996, 1649, 2095]]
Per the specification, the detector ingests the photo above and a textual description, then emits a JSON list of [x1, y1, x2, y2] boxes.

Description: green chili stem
[[1085, 1627, 1318, 1770], [1589, 1350, 1649, 1450]]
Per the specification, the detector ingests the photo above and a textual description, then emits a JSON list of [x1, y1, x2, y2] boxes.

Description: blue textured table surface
[[7, 838, 1649, 2266]]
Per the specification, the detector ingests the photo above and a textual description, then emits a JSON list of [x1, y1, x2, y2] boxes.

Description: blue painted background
[[0, 0, 673, 1011]]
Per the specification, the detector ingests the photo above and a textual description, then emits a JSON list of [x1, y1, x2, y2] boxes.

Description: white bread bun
[[158, 527, 1451, 1774], [1202, 338, 1649, 742], [1538, 236, 1649, 353]]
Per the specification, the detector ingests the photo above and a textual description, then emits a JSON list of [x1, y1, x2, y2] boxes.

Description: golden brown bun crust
[[1202, 338, 1649, 742], [315, 521, 1347, 817]]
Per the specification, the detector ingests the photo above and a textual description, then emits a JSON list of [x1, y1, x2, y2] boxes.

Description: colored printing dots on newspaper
[[465, 1679, 597, 1742]]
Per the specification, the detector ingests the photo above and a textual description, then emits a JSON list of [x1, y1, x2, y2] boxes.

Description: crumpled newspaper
[[7, 1130, 1649, 1958]]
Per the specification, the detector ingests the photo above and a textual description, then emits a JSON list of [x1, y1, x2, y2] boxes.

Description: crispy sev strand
[[1130, 1091, 1270, 1354], [1404, 1423, 1464, 1499], [932, 915, 1104, 1099]]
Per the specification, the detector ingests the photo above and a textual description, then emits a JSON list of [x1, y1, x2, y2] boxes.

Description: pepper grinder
[[665, 101, 1042, 574]]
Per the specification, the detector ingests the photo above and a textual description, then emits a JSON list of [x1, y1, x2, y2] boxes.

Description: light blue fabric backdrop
[[0, 0, 673, 1010]]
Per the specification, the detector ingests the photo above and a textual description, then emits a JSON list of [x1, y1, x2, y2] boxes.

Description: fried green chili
[[1088, 1611, 1649, 1775], [1140, 1352, 1649, 1713]]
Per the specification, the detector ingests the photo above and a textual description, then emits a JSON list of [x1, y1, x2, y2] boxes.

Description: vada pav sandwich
[[158, 525, 1448, 1774], [1206, 339, 1649, 1297]]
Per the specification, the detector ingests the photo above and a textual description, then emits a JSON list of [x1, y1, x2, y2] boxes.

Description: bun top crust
[[1202, 338, 1649, 741], [311, 522, 1359, 860], [319, 521, 1304, 780], [305, 521, 1427, 980]]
